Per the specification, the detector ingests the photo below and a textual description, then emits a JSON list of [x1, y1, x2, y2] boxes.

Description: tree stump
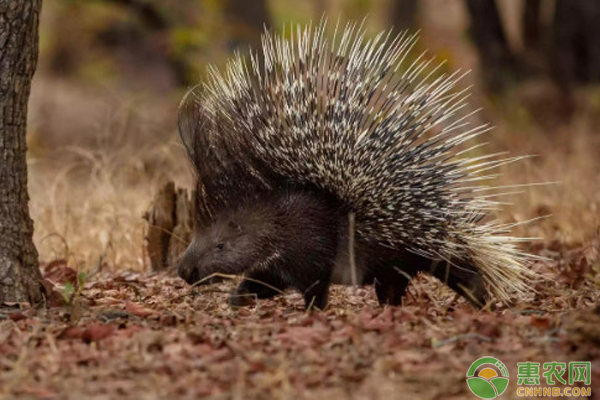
[[143, 182, 194, 272]]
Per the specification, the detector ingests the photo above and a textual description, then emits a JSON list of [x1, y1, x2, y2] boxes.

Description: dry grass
[[28, 77, 192, 273], [491, 91, 600, 246]]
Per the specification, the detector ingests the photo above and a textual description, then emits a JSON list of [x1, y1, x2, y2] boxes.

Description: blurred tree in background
[[391, 0, 418, 33], [552, 0, 600, 87], [38, 0, 600, 92], [465, 0, 516, 92], [224, 0, 272, 52], [465, 0, 600, 95], [25, 0, 600, 155]]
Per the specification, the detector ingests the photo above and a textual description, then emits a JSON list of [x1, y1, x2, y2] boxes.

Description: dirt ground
[[1, 238, 598, 399]]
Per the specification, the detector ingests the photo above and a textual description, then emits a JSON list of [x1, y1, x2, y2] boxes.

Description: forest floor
[[1, 239, 599, 399]]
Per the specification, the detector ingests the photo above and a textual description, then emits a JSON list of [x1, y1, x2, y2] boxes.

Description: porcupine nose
[[177, 246, 199, 285]]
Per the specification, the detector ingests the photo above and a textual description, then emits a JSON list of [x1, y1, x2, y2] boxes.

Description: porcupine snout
[[177, 239, 205, 285], [177, 248, 196, 285]]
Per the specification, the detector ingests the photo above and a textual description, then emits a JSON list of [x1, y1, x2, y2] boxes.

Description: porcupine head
[[175, 67, 343, 298]]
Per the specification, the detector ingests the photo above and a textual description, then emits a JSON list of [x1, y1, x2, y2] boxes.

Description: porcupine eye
[[216, 243, 224, 251]]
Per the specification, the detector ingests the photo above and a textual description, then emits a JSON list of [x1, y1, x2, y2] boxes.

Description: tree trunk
[[224, 0, 271, 52], [390, 0, 419, 34], [0, 0, 44, 304], [523, 0, 542, 52], [464, 0, 516, 91], [552, 0, 600, 85]]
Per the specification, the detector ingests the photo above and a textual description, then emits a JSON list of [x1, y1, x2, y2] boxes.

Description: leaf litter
[[0, 240, 599, 399]]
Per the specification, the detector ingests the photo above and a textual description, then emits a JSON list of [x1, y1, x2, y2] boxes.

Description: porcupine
[[176, 21, 533, 310]]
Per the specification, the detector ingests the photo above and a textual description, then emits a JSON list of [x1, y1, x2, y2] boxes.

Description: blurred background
[[28, 0, 600, 273]]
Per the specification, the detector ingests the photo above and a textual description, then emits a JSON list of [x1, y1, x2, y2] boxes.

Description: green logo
[[466, 357, 510, 399]]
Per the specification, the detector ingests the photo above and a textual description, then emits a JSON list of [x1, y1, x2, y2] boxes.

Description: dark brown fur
[[178, 189, 489, 310]]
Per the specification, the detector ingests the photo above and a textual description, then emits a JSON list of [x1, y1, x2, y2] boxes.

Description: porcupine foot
[[231, 273, 331, 310], [376, 254, 433, 306], [236, 261, 333, 310], [300, 272, 331, 310]]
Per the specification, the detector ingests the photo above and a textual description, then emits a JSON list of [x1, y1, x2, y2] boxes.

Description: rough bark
[[0, 0, 44, 304]]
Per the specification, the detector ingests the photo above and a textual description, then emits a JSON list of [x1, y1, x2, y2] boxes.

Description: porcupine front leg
[[231, 260, 333, 310], [230, 268, 288, 307], [229, 239, 336, 310], [279, 241, 335, 310], [298, 268, 332, 310]]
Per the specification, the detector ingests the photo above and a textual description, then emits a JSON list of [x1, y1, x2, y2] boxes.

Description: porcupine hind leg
[[371, 266, 413, 306], [367, 251, 425, 306], [366, 250, 489, 308], [428, 260, 489, 308]]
